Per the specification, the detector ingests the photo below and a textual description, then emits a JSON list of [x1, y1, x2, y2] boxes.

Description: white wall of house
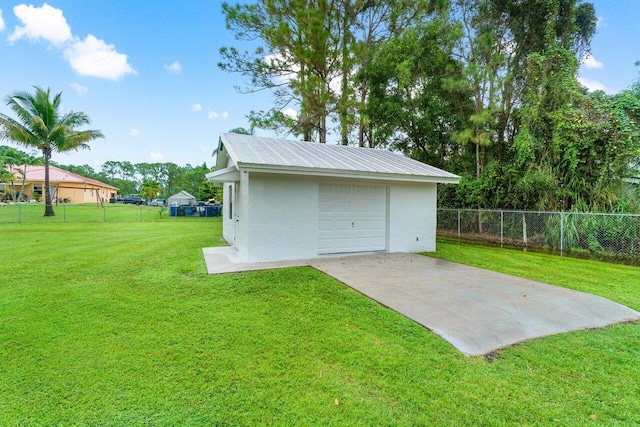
[[220, 172, 439, 262], [232, 173, 249, 261], [388, 182, 437, 253], [245, 173, 319, 262]]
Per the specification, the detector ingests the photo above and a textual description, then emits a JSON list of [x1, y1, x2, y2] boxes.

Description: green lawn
[[1, 221, 639, 425]]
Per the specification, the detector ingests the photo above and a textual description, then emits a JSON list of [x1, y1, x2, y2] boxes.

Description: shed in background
[[167, 190, 196, 206]]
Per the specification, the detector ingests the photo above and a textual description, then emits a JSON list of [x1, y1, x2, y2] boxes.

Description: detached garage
[[206, 133, 460, 263]]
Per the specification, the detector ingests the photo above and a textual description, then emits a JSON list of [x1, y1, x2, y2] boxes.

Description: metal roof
[[6, 165, 118, 190], [211, 133, 460, 184], [168, 190, 195, 199]]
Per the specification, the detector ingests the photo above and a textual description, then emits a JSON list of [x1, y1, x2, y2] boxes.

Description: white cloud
[[581, 53, 603, 69], [192, 103, 202, 112], [0, 9, 5, 32], [597, 16, 607, 28], [8, 3, 72, 45], [264, 52, 298, 85], [70, 82, 88, 96], [64, 35, 136, 80], [164, 61, 182, 74], [578, 77, 615, 95], [222, 111, 229, 120], [265, 50, 342, 95], [7, 4, 134, 81], [149, 152, 164, 162], [130, 128, 140, 137], [208, 110, 219, 119], [282, 108, 298, 119]]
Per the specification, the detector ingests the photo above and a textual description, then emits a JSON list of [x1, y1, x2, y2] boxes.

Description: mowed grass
[[0, 223, 639, 425]]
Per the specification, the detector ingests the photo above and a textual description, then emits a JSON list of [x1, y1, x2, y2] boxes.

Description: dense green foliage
[[220, 0, 640, 211], [65, 159, 217, 200]]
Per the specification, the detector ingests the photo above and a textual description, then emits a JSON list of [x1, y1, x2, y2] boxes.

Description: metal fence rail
[[438, 208, 640, 264], [0, 204, 221, 224]]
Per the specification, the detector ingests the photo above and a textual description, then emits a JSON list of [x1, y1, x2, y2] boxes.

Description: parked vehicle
[[122, 196, 145, 205], [149, 198, 166, 206]]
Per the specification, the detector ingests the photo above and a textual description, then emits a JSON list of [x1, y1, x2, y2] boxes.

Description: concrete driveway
[[203, 248, 640, 356]]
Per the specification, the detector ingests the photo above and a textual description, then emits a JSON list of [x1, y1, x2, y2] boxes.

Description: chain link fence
[[0, 203, 221, 224], [438, 208, 640, 265]]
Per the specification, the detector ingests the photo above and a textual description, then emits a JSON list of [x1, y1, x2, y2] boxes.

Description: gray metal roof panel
[[218, 133, 459, 180]]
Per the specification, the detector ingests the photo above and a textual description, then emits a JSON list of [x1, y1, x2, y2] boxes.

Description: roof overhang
[[206, 166, 241, 186], [233, 162, 460, 184]]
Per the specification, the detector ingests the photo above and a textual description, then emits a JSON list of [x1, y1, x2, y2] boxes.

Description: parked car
[[149, 198, 166, 206], [122, 196, 145, 205]]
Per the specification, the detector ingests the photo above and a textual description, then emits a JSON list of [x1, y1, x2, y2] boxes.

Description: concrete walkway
[[202, 248, 640, 356]]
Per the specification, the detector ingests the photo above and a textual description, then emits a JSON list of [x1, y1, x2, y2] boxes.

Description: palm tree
[[0, 148, 44, 201], [140, 179, 162, 203], [0, 87, 104, 216]]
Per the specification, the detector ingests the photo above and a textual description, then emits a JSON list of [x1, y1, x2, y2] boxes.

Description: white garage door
[[318, 184, 387, 254]]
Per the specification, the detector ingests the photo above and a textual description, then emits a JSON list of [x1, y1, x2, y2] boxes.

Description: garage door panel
[[336, 220, 353, 230], [318, 184, 387, 254], [336, 202, 352, 214], [318, 201, 335, 213], [337, 185, 352, 197], [318, 219, 334, 232]]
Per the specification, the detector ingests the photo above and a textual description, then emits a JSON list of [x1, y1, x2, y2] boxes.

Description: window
[[33, 184, 43, 198]]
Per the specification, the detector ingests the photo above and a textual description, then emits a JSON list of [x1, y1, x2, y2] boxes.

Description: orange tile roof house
[[3, 165, 118, 203]]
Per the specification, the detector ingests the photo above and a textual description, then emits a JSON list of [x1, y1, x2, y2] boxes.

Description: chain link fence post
[[560, 211, 564, 255], [500, 210, 504, 246]]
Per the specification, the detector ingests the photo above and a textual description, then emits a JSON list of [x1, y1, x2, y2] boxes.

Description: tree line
[[54, 159, 217, 202], [220, 0, 640, 211], [0, 146, 218, 202]]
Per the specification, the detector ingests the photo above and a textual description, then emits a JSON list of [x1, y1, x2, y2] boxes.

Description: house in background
[[167, 190, 196, 206], [206, 133, 460, 263], [2, 164, 117, 203]]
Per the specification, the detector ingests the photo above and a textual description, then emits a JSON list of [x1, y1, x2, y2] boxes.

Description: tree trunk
[[319, 114, 327, 143], [339, 2, 351, 146], [358, 82, 367, 147], [43, 150, 55, 216]]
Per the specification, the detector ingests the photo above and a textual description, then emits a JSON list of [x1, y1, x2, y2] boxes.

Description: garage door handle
[[352, 221, 354, 228]]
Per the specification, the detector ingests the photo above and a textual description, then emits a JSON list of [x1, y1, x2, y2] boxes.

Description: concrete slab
[[310, 253, 640, 356], [202, 247, 308, 274], [203, 249, 640, 356]]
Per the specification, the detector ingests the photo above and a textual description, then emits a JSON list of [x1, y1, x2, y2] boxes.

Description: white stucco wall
[[235, 172, 250, 261], [388, 182, 437, 253], [220, 173, 438, 262], [244, 173, 319, 262]]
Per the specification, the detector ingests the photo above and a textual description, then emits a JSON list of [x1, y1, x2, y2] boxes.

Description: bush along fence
[[437, 208, 640, 265]]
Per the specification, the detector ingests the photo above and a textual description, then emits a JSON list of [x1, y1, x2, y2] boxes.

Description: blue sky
[[0, 1, 638, 170]]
